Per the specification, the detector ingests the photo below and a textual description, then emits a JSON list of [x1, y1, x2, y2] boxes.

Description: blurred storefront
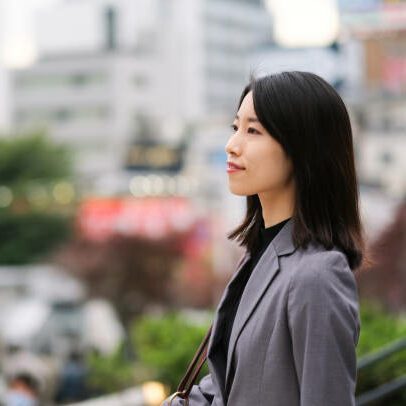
[[76, 197, 197, 241], [338, 0, 406, 199]]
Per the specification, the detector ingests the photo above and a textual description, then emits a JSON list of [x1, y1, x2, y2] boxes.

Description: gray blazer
[[164, 218, 360, 405]]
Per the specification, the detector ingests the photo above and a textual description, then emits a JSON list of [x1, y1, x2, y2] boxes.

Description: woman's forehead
[[236, 91, 257, 118]]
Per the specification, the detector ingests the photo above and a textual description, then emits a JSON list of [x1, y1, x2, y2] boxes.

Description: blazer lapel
[[208, 251, 251, 355], [224, 243, 279, 384], [224, 218, 296, 388], [207, 252, 251, 404]]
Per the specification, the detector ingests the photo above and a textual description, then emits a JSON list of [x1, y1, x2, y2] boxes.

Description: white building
[[354, 96, 406, 198], [11, 0, 271, 180], [0, 0, 10, 133], [249, 39, 365, 100], [0, 67, 9, 134]]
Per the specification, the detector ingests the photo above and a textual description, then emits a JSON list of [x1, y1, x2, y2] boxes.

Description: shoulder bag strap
[[169, 324, 213, 404]]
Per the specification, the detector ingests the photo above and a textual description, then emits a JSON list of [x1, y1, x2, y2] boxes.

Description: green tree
[[0, 132, 74, 264], [0, 131, 71, 187], [131, 313, 211, 392], [356, 301, 406, 405], [0, 211, 72, 264]]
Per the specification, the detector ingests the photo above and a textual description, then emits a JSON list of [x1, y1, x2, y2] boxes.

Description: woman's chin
[[228, 186, 251, 196]]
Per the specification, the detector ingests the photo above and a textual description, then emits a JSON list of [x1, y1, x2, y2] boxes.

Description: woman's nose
[[225, 135, 242, 156]]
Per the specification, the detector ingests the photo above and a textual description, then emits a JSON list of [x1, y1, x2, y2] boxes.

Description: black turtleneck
[[220, 217, 291, 396]]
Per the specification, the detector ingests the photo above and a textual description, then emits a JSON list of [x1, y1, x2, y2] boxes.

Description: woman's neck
[[258, 186, 295, 228]]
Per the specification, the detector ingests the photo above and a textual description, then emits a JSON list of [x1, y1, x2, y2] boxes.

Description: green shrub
[[86, 344, 135, 394], [356, 301, 406, 405], [131, 312, 211, 391], [0, 210, 72, 264], [0, 132, 71, 186]]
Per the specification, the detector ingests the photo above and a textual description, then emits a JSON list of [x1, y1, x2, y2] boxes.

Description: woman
[[165, 71, 364, 405]]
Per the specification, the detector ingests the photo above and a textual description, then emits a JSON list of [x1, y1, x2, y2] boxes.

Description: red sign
[[382, 56, 406, 91], [76, 197, 197, 240]]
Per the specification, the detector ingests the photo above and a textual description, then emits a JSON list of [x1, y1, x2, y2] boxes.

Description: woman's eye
[[247, 127, 260, 135], [230, 124, 238, 132]]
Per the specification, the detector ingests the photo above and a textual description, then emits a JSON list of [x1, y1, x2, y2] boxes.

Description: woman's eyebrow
[[248, 117, 259, 123], [234, 114, 259, 123]]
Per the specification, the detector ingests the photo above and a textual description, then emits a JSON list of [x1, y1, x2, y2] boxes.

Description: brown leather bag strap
[[171, 324, 213, 402]]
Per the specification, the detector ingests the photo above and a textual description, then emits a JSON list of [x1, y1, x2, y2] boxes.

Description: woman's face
[[225, 91, 294, 197]]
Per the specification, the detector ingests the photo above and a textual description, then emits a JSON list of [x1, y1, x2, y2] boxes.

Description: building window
[[15, 72, 107, 90], [380, 151, 393, 165], [15, 106, 110, 125], [133, 75, 148, 87]]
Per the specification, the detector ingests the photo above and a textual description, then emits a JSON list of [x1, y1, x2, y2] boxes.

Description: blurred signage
[[339, 0, 406, 12], [125, 142, 185, 172], [382, 55, 406, 91], [338, 0, 381, 13], [363, 32, 406, 90], [340, 0, 406, 32], [76, 197, 196, 240]]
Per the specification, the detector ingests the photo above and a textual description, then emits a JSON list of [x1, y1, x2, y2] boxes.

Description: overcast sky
[[0, 0, 340, 68], [0, 0, 59, 67]]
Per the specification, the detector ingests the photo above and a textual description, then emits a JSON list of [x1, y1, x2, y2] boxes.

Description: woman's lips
[[227, 162, 245, 173]]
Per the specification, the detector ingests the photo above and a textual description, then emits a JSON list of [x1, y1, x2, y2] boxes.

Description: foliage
[[131, 312, 211, 392], [357, 203, 406, 312], [84, 313, 210, 395], [0, 210, 72, 264], [0, 132, 72, 188], [86, 344, 135, 395], [356, 300, 406, 405], [0, 132, 74, 264]]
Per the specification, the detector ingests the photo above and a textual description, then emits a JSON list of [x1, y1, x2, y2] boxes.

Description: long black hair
[[228, 71, 366, 271]]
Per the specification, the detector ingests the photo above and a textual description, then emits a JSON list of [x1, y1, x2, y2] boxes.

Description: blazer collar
[[208, 218, 296, 350], [258, 216, 296, 258], [234, 216, 296, 263], [207, 218, 296, 396]]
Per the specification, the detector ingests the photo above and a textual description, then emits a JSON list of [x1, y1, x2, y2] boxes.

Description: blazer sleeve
[[162, 374, 214, 405], [287, 251, 360, 406]]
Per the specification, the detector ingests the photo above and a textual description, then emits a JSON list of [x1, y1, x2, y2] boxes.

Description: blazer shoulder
[[289, 245, 354, 289], [287, 245, 360, 344], [299, 245, 349, 267]]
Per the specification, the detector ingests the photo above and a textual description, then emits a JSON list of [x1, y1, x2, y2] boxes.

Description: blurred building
[[255, 44, 342, 79], [250, 42, 362, 94], [339, 0, 406, 198], [0, 0, 10, 133], [0, 67, 9, 133], [10, 0, 271, 182], [354, 96, 406, 197]]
